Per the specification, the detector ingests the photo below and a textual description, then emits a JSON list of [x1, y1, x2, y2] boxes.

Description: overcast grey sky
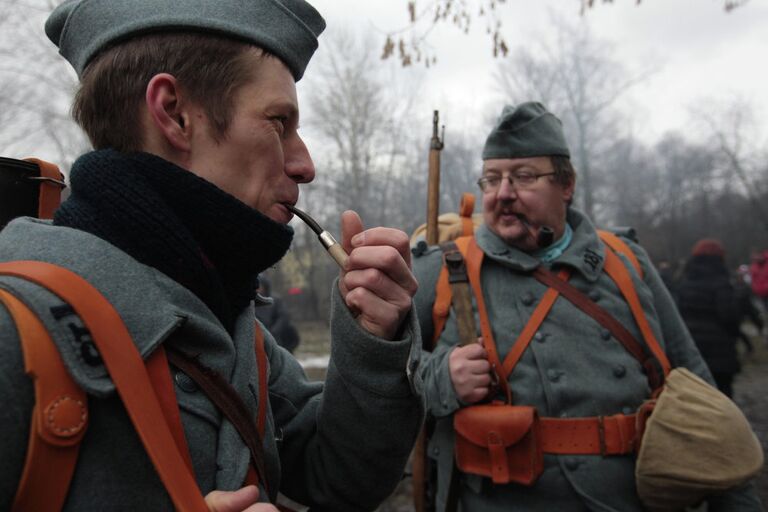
[[301, 0, 767, 145]]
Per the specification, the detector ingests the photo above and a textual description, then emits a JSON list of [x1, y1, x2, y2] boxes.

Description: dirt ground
[[293, 321, 768, 510]]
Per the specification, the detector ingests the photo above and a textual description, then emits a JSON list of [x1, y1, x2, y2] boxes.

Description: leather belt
[[540, 414, 637, 456]]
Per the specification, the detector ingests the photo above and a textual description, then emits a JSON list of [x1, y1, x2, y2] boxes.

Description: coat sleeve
[[268, 281, 424, 511]]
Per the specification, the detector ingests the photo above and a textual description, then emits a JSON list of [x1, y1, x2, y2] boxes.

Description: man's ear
[[562, 177, 576, 203], [145, 73, 194, 152]]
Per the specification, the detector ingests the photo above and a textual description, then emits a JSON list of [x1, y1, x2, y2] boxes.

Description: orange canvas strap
[[146, 347, 195, 474], [464, 238, 570, 399], [601, 248, 671, 379], [0, 261, 208, 512], [540, 414, 637, 455], [597, 230, 643, 278], [0, 289, 88, 512], [500, 268, 571, 380], [23, 158, 66, 220]]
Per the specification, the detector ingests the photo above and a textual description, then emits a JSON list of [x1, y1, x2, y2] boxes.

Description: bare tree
[[493, 14, 651, 222], [0, 0, 89, 171], [691, 97, 768, 232], [382, 0, 748, 68]]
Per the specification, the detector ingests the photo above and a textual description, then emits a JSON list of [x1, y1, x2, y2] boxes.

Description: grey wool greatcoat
[[0, 218, 425, 511], [412, 208, 761, 512]]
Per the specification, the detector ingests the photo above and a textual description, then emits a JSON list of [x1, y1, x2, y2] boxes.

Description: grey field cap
[[482, 102, 571, 160], [44, 0, 326, 80]]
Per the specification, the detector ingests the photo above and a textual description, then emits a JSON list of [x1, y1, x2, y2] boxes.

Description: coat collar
[[475, 208, 605, 282], [0, 218, 238, 395]]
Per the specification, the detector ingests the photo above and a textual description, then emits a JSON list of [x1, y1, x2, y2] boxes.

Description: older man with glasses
[[411, 102, 761, 511]]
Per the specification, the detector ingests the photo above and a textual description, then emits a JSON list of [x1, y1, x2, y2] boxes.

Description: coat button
[[565, 458, 580, 471], [433, 447, 440, 456], [601, 328, 611, 341], [589, 290, 600, 302], [175, 371, 197, 393], [534, 332, 545, 343], [547, 369, 563, 382], [622, 406, 634, 415], [613, 365, 627, 378], [521, 291, 535, 306]]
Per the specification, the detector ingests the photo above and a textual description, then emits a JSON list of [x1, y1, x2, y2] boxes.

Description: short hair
[[550, 155, 576, 188], [73, 32, 269, 152]]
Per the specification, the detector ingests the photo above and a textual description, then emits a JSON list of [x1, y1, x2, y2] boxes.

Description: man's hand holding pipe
[[339, 210, 418, 340]]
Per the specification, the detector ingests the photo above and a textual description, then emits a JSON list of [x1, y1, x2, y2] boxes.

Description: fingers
[[449, 344, 493, 404], [341, 210, 364, 255], [205, 486, 261, 512], [337, 210, 418, 340]]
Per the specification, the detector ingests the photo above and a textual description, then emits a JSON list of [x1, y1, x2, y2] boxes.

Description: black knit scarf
[[54, 149, 293, 333]]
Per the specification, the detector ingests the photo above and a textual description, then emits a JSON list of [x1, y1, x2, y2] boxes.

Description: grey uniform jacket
[[0, 218, 425, 511], [412, 209, 761, 512]]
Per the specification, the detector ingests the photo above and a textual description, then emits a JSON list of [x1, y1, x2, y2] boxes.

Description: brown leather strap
[[23, 158, 65, 220], [0, 261, 208, 512], [532, 265, 664, 390], [254, 325, 268, 437], [166, 347, 268, 494], [0, 289, 88, 512], [540, 414, 637, 455], [601, 247, 671, 378], [440, 240, 477, 347]]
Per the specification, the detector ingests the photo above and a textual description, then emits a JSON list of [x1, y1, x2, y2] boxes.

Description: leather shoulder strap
[[0, 261, 208, 512], [254, 325, 268, 437], [431, 236, 476, 348], [598, 230, 643, 279], [0, 289, 87, 512]]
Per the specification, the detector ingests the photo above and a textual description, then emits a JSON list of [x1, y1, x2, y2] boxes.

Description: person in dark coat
[[676, 239, 743, 397]]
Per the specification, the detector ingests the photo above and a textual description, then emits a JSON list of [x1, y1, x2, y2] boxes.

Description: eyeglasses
[[477, 171, 556, 193]]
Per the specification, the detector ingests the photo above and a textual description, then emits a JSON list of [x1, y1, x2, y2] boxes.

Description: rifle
[[413, 111, 444, 512]]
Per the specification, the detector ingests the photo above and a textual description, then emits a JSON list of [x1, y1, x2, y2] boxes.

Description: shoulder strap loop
[[598, 230, 643, 278], [0, 261, 209, 512], [0, 289, 87, 512]]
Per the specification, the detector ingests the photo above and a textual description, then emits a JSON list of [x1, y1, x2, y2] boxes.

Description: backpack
[[0, 157, 66, 227]]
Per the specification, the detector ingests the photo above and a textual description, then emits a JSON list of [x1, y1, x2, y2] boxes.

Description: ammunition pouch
[[453, 404, 543, 485]]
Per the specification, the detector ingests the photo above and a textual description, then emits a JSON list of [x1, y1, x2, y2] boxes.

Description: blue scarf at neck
[[532, 223, 573, 263]]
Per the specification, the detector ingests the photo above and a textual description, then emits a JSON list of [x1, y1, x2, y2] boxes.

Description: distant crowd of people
[[659, 240, 768, 398]]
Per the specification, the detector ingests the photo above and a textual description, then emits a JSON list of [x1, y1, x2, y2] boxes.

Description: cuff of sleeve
[[329, 280, 423, 398], [430, 348, 462, 417]]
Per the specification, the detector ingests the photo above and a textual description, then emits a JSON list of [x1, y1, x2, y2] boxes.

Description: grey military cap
[[45, 0, 326, 80], [482, 102, 570, 160]]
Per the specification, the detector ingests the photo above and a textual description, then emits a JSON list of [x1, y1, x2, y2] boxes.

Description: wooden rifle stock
[[426, 111, 444, 246], [414, 111, 444, 512]]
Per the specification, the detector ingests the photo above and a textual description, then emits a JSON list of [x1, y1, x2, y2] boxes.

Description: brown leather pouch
[[453, 404, 543, 485]]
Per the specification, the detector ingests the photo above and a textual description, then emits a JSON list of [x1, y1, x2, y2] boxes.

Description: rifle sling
[[165, 348, 268, 493]]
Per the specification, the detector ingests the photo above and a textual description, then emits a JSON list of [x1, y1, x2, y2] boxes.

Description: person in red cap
[[676, 239, 745, 396]]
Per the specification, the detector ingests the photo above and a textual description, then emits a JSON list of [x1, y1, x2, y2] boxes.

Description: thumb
[[341, 210, 365, 255], [205, 485, 259, 512]]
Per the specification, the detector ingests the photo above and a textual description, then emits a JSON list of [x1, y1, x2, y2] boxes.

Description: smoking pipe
[[286, 204, 348, 268]]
